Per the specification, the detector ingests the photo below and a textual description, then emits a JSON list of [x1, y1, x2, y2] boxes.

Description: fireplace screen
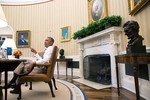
[[83, 54, 111, 85]]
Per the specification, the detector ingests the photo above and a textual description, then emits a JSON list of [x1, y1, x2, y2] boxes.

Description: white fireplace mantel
[[77, 26, 123, 87], [77, 27, 123, 44]]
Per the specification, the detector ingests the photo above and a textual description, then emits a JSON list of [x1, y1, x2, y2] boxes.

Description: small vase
[[15, 55, 20, 59]]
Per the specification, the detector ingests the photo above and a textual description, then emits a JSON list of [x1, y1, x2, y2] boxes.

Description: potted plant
[[72, 15, 122, 40]]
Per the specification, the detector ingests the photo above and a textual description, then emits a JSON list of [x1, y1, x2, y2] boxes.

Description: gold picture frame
[[16, 30, 31, 48], [128, 0, 150, 15], [60, 26, 71, 42], [88, 0, 108, 24]]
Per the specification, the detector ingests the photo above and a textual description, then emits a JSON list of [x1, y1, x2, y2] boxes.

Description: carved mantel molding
[[77, 27, 123, 48]]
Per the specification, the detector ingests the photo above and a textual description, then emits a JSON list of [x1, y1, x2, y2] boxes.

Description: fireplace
[[77, 27, 123, 87], [83, 54, 111, 85]]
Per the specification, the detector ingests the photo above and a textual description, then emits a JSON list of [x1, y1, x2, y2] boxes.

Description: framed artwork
[[60, 26, 71, 42], [128, 0, 150, 15], [88, 0, 108, 24], [16, 30, 31, 48]]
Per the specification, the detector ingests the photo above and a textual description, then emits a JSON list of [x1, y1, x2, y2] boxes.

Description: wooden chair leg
[[48, 80, 55, 97], [25, 82, 28, 86], [52, 77, 57, 90], [0, 86, 3, 100], [24, 82, 32, 90], [0, 72, 1, 84], [29, 82, 32, 90], [17, 84, 22, 100]]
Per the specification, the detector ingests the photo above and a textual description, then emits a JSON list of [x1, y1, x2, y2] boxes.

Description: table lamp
[[0, 5, 8, 28], [1, 38, 17, 56]]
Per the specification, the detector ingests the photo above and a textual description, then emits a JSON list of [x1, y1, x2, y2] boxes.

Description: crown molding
[[0, 0, 54, 6]]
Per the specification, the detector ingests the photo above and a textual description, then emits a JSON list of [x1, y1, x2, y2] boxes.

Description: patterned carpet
[[1, 79, 87, 100]]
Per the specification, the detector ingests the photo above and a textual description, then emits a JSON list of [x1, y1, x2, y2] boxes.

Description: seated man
[[5, 37, 54, 94]]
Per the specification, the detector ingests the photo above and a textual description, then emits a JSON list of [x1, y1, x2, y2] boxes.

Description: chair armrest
[[34, 63, 52, 67]]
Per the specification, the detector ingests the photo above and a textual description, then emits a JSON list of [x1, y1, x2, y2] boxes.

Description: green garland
[[73, 15, 122, 40]]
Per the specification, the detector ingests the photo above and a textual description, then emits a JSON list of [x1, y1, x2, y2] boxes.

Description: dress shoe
[[10, 88, 19, 94]]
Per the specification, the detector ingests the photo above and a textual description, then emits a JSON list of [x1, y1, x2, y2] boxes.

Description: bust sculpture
[[59, 49, 65, 59], [123, 20, 146, 54], [123, 21, 148, 81], [123, 20, 144, 46]]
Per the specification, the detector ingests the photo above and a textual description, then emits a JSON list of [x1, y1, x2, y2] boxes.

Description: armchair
[[25, 52, 57, 90], [17, 46, 58, 100]]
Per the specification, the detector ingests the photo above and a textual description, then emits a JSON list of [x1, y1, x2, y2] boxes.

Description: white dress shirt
[[35, 46, 53, 64]]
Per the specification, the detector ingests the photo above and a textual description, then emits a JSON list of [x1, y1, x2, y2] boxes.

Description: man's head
[[44, 37, 54, 47], [123, 20, 139, 39]]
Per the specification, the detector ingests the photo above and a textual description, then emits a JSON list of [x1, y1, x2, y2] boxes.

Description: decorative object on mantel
[[13, 50, 22, 59], [72, 15, 122, 40], [123, 20, 149, 80], [59, 49, 65, 59]]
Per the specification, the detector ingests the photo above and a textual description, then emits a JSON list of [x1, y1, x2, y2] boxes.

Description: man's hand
[[27, 61, 36, 72], [30, 48, 37, 54]]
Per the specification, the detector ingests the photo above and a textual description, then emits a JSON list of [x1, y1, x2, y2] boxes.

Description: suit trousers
[[14, 62, 29, 75], [14, 62, 47, 75]]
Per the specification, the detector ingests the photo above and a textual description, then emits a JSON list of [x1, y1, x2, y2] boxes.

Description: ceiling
[[0, 0, 53, 5]]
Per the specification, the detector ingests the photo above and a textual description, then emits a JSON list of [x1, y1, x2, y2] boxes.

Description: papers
[[8, 57, 35, 62], [8, 58, 18, 60]]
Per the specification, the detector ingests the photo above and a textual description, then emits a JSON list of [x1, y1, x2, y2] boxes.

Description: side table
[[56, 58, 73, 79], [115, 53, 150, 100]]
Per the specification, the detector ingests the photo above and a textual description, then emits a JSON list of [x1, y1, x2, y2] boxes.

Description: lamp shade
[[0, 5, 7, 28], [1, 38, 17, 49]]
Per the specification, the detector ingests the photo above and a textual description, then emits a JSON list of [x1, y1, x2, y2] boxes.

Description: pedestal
[[126, 45, 149, 80], [59, 56, 65, 59], [126, 45, 146, 54]]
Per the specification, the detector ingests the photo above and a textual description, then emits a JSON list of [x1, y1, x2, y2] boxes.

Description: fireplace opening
[[83, 54, 111, 85]]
